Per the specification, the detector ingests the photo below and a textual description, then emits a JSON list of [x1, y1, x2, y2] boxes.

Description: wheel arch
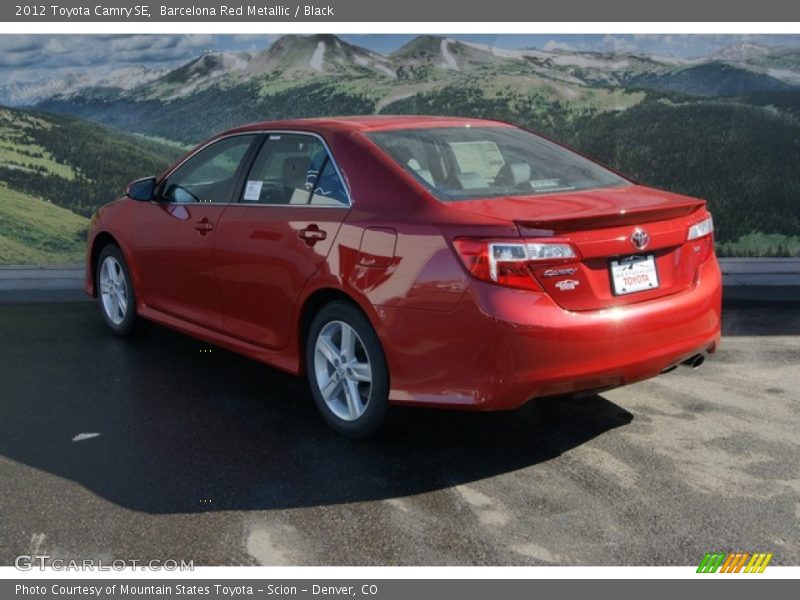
[[89, 231, 141, 304], [88, 231, 121, 297], [296, 286, 384, 376]]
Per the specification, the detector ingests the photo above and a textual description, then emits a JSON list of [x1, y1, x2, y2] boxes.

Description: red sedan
[[85, 116, 721, 437]]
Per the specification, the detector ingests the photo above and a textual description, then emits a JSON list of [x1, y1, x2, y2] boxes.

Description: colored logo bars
[[697, 552, 774, 573]]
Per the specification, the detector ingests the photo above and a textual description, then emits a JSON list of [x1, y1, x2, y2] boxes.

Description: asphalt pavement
[[0, 296, 798, 566]]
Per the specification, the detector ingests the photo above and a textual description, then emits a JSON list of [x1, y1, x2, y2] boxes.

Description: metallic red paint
[[85, 116, 722, 411]]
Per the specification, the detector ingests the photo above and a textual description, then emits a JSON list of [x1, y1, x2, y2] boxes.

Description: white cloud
[[0, 35, 269, 78], [542, 40, 575, 52], [600, 35, 638, 53], [0, 37, 42, 53]]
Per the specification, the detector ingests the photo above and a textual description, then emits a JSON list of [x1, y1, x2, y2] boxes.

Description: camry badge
[[631, 228, 650, 251], [554, 279, 580, 291], [543, 267, 577, 278]]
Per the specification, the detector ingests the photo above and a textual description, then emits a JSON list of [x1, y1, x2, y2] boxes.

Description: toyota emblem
[[630, 228, 650, 251]]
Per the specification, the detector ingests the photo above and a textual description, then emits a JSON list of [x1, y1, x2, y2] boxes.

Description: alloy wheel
[[99, 255, 128, 326], [313, 320, 373, 421]]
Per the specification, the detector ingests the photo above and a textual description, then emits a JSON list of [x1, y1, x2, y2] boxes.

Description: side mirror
[[125, 177, 156, 202]]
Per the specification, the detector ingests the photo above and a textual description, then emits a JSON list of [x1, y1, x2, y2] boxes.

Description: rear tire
[[306, 301, 389, 438], [96, 244, 139, 337]]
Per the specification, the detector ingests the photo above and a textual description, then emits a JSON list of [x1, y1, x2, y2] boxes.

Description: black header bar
[[3, 0, 800, 23]]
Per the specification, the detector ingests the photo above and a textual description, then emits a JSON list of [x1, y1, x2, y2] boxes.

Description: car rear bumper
[[378, 256, 722, 410]]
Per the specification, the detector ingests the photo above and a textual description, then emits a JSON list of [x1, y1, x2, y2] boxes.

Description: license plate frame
[[609, 254, 660, 296]]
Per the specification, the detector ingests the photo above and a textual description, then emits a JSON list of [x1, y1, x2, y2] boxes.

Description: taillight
[[688, 215, 714, 241], [687, 215, 715, 264], [453, 238, 578, 291]]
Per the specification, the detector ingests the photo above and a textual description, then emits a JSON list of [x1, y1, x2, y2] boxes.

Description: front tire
[[96, 244, 139, 336], [306, 301, 389, 438]]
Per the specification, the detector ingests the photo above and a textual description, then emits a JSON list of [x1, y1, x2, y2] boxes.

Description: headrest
[[495, 162, 531, 186], [282, 156, 310, 188]]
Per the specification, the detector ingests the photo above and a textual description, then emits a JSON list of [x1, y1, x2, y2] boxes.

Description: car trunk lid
[[448, 185, 712, 311]]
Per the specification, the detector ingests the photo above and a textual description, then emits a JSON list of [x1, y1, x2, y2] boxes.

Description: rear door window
[[240, 133, 349, 206]]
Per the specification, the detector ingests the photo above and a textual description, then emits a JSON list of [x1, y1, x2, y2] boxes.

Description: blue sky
[[1, 34, 799, 86]]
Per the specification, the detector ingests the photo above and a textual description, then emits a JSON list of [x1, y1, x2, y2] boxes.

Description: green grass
[[0, 183, 88, 265], [0, 142, 76, 180], [0, 105, 181, 217], [0, 106, 182, 265], [131, 133, 191, 152], [0, 109, 77, 180], [716, 232, 800, 257]]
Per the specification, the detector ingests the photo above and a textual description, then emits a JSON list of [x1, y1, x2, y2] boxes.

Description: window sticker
[[449, 141, 506, 181], [243, 180, 263, 202]]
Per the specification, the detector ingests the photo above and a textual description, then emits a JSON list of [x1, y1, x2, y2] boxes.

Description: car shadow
[[0, 302, 633, 514]]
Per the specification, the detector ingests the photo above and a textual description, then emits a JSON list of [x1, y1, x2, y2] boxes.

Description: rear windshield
[[367, 126, 630, 202]]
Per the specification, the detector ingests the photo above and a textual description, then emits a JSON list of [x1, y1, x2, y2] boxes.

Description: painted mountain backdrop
[[3, 34, 800, 262]]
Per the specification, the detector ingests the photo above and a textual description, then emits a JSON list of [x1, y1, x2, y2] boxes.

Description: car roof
[[221, 115, 513, 137]]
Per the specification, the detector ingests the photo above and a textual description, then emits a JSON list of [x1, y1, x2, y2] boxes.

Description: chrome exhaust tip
[[681, 354, 705, 369]]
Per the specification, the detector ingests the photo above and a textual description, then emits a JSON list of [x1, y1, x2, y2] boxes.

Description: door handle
[[298, 225, 327, 245], [194, 218, 214, 235]]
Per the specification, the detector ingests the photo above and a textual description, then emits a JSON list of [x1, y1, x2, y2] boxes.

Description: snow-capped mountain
[[0, 66, 167, 106], [139, 52, 252, 99], [244, 34, 396, 79], [712, 42, 773, 61], [390, 36, 509, 73], [5, 35, 800, 109]]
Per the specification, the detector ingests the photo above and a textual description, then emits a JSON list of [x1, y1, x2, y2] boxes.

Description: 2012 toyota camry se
[[85, 116, 721, 437]]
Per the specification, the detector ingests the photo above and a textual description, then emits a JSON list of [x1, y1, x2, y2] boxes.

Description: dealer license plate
[[610, 254, 659, 295]]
